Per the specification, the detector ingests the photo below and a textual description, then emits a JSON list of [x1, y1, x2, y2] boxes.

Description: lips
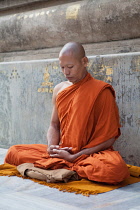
[[66, 77, 72, 80]]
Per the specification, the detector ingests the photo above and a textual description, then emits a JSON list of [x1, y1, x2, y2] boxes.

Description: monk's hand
[[48, 145, 72, 154], [50, 149, 74, 162], [60, 147, 73, 153], [47, 145, 60, 155]]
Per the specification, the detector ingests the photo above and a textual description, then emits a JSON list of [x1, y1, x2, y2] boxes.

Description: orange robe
[[5, 73, 129, 184]]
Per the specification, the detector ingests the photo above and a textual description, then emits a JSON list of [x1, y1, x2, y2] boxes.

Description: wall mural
[[38, 67, 54, 93]]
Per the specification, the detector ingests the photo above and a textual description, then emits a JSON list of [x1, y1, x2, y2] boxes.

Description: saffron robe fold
[[5, 73, 129, 184], [56, 73, 120, 152]]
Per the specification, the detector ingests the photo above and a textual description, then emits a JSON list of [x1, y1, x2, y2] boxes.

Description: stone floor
[[0, 148, 140, 210]]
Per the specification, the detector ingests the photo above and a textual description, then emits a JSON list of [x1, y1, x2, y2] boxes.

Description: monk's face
[[59, 53, 88, 84]]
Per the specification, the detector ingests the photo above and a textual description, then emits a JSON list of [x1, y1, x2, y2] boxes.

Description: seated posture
[[5, 42, 129, 184]]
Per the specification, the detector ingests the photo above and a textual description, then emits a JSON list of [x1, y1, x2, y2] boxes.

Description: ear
[[82, 57, 88, 67]]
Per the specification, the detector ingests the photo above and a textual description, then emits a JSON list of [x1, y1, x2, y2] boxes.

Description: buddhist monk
[[5, 42, 129, 184]]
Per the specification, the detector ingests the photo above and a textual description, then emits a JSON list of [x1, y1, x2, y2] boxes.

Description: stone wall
[[0, 0, 140, 53], [0, 0, 140, 166]]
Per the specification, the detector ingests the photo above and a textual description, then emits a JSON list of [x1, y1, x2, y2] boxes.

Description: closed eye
[[68, 66, 73, 69]]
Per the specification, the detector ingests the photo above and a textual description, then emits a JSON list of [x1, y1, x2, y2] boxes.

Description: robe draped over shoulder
[[56, 73, 120, 153]]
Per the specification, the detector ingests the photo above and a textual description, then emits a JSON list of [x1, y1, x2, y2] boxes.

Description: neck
[[72, 71, 88, 84]]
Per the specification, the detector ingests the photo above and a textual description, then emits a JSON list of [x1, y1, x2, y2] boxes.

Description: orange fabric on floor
[[0, 163, 140, 196], [5, 73, 129, 184]]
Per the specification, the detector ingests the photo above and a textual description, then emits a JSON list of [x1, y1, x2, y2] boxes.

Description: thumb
[[53, 149, 59, 153]]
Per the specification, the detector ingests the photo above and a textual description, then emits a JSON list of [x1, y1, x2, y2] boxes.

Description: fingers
[[50, 149, 60, 158], [52, 148, 59, 153], [60, 147, 72, 151], [50, 148, 64, 156], [49, 145, 72, 151], [50, 145, 59, 150], [47, 145, 59, 154], [49, 148, 60, 156], [50, 154, 60, 158], [48, 145, 73, 157], [50, 149, 73, 162]]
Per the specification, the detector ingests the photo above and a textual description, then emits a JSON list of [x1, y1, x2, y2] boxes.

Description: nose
[[63, 67, 70, 75]]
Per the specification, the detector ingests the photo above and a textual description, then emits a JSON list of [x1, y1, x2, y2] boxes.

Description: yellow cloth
[[0, 163, 140, 196]]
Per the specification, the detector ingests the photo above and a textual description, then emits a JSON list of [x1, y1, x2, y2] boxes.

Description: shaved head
[[59, 42, 86, 60], [59, 42, 88, 84]]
